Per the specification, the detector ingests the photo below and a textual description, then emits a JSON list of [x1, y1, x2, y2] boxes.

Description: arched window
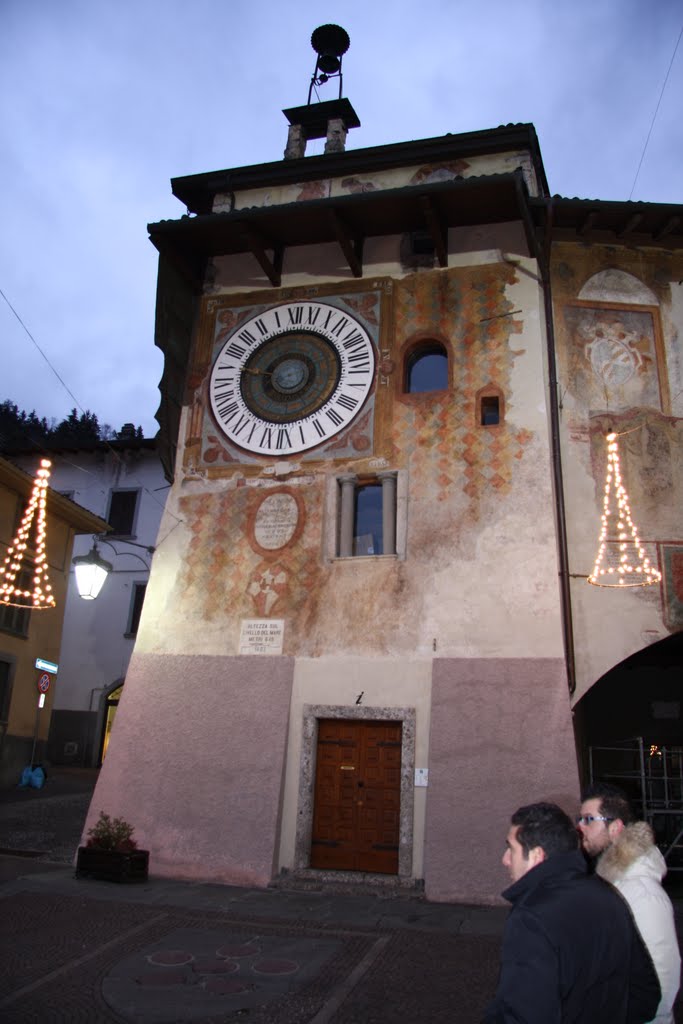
[[404, 342, 448, 393]]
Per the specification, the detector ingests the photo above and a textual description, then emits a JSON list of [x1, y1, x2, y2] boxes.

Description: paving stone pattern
[[0, 774, 680, 1024]]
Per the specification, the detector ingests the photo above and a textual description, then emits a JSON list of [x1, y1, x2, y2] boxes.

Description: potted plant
[[76, 811, 149, 883]]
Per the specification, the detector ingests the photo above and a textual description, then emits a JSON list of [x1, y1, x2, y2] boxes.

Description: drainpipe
[[539, 199, 577, 696], [513, 177, 576, 696]]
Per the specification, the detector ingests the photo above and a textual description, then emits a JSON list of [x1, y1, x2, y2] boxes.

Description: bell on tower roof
[[282, 24, 360, 159], [307, 24, 350, 103]]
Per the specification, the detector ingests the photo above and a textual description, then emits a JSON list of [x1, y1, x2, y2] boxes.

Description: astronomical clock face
[[209, 300, 375, 456]]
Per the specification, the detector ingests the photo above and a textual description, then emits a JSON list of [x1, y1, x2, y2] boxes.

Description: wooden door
[[310, 719, 402, 874]]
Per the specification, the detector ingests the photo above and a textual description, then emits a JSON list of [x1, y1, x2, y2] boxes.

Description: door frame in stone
[[294, 704, 416, 878]]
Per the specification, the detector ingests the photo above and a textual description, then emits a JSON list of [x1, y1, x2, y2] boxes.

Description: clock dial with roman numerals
[[209, 300, 375, 456]]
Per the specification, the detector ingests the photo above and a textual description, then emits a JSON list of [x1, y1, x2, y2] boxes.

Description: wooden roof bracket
[[654, 215, 680, 241], [330, 208, 363, 277], [244, 225, 283, 287], [418, 194, 448, 267], [616, 213, 643, 239], [578, 210, 599, 236]]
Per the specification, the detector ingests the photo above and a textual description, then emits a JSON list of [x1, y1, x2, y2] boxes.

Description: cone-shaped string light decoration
[[587, 432, 662, 588], [0, 458, 56, 609]]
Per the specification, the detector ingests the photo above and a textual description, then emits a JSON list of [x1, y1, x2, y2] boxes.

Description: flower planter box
[[76, 846, 149, 883]]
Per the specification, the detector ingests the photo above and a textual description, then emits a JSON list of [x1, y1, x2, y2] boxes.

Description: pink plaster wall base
[[83, 652, 294, 887], [424, 658, 578, 904]]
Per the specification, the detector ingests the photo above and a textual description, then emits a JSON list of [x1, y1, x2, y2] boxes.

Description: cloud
[[1, 0, 681, 437]]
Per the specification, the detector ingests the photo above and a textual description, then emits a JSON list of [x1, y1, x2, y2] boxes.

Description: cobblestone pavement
[[0, 771, 681, 1023], [0, 790, 93, 861], [0, 868, 505, 1023], [0, 770, 505, 1022], [0, 765, 98, 861]]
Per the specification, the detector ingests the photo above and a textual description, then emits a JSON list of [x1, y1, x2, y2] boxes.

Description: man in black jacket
[[483, 802, 660, 1023]]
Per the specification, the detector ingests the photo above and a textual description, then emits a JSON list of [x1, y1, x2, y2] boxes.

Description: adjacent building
[[0, 455, 107, 787], [10, 434, 166, 769]]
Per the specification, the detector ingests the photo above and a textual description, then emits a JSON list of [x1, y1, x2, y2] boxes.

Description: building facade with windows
[[84, 110, 578, 904], [84, 87, 682, 900], [11, 436, 166, 768], [0, 455, 107, 786]]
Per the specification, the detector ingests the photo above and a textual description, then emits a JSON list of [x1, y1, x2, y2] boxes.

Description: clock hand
[[242, 367, 272, 377]]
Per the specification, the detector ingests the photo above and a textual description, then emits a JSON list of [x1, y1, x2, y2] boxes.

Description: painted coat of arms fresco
[[563, 306, 662, 410]]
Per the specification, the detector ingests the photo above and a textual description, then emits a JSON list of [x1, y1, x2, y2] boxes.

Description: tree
[[0, 400, 145, 450], [0, 400, 51, 449], [52, 408, 101, 445]]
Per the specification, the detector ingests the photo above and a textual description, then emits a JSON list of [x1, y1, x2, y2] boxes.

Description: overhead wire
[[0, 285, 181, 524], [628, 22, 683, 201], [0, 285, 89, 423]]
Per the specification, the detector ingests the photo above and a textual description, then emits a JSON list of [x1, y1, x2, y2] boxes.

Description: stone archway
[[575, 633, 682, 748], [573, 633, 682, 793], [573, 633, 683, 863]]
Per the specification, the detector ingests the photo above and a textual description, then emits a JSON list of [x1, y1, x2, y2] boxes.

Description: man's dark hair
[[511, 802, 579, 857], [580, 781, 635, 825]]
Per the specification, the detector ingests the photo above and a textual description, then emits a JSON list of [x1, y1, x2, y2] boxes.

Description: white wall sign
[[239, 619, 285, 655]]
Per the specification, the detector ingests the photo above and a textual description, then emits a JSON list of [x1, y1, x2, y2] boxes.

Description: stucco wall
[[85, 651, 294, 886], [424, 657, 578, 904]]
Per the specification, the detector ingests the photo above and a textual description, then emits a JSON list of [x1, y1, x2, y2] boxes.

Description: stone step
[[269, 868, 425, 900]]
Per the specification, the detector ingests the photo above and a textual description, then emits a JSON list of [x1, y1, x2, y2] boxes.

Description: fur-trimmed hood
[[596, 821, 667, 885]]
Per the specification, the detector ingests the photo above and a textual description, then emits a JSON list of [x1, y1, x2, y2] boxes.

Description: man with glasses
[[578, 783, 680, 1024], [484, 801, 660, 1023]]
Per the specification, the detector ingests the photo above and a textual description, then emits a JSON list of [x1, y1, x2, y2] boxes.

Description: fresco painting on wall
[[563, 306, 662, 411], [661, 544, 683, 632]]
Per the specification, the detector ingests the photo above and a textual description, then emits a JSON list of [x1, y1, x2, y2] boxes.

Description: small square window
[[411, 230, 435, 256], [480, 396, 500, 426]]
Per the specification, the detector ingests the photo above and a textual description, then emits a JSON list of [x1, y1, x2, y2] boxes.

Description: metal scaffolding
[[589, 737, 683, 871]]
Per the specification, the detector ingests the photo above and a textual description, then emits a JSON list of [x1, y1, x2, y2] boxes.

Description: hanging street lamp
[[72, 543, 113, 600]]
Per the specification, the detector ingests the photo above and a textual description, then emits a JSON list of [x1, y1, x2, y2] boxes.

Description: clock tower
[[87, 28, 578, 903]]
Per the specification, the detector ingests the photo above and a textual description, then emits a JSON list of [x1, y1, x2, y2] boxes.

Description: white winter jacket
[[596, 821, 681, 1024]]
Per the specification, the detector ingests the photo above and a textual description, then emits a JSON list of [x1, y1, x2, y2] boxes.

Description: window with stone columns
[[337, 472, 398, 557]]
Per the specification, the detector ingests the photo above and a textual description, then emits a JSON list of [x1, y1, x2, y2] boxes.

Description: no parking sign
[[37, 673, 51, 694]]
